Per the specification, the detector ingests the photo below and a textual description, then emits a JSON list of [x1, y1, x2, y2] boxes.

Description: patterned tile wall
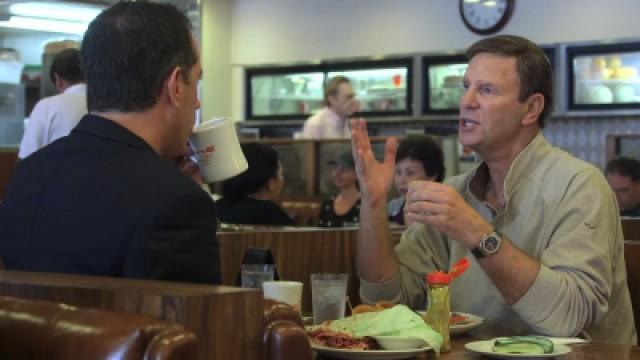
[[543, 116, 640, 170]]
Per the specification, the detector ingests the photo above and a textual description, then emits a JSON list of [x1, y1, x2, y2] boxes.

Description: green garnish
[[492, 336, 554, 354]]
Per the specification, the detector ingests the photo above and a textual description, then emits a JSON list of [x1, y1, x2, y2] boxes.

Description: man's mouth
[[460, 118, 479, 129]]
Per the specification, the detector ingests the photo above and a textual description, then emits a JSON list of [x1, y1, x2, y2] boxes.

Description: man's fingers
[[384, 137, 398, 166]]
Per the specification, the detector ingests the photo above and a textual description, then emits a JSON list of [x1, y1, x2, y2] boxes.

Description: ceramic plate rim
[[464, 339, 572, 359], [311, 344, 431, 360]]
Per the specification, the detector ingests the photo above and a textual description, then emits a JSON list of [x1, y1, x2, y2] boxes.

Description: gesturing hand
[[405, 181, 492, 249], [350, 118, 398, 208]]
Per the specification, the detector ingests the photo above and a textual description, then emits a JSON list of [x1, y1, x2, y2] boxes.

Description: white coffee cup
[[262, 281, 303, 313], [189, 118, 248, 183]]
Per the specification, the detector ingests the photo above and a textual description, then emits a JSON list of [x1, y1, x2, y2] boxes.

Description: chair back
[[263, 299, 312, 360], [0, 295, 197, 360]]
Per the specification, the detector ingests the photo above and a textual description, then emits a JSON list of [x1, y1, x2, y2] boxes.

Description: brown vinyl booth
[[0, 270, 310, 360], [0, 295, 197, 360]]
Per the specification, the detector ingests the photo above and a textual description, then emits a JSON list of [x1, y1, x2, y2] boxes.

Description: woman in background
[[217, 143, 294, 226], [388, 135, 445, 225], [319, 151, 360, 227]]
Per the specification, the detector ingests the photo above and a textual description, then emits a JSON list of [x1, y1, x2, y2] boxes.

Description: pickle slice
[[492, 336, 554, 354]]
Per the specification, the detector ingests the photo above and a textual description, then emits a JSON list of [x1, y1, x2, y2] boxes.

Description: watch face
[[459, 0, 515, 35], [484, 236, 499, 252]]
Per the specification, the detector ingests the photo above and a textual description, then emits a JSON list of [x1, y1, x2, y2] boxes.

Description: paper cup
[[189, 118, 248, 183], [262, 281, 303, 313]]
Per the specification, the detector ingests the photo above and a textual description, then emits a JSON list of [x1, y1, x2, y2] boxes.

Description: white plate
[[450, 312, 484, 335], [311, 344, 430, 360], [416, 311, 484, 335], [464, 340, 572, 359]]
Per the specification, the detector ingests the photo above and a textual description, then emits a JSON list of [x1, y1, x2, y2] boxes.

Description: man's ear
[[265, 176, 277, 193], [53, 73, 65, 92], [522, 93, 544, 127], [165, 66, 184, 106]]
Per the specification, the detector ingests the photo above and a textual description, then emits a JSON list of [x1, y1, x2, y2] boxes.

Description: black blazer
[[0, 115, 220, 284]]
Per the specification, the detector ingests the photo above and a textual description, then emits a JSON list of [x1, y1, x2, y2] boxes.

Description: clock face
[[460, 0, 515, 35]]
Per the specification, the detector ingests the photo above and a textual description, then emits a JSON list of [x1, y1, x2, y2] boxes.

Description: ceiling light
[[9, 2, 104, 23], [0, 16, 88, 35]]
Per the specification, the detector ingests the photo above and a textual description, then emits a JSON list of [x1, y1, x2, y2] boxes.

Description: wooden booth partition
[[0, 271, 263, 360], [218, 228, 360, 313], [625, 241, 640, 334], [0, 150, 18, 200]]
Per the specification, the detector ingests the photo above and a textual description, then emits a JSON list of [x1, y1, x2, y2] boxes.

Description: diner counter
[[316, 335, 640, 359]]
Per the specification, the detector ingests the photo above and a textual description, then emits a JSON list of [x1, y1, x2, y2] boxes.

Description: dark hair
[[466, 35, 553, 128], [395, 135, 445, 182], [324, 76, 351, 106], [49, 48, 84, 84], [81, 2, 197, 112], [606, 157, 640, 182], [222, 143, 280, 202]]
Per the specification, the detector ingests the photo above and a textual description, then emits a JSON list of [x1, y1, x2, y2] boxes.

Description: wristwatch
[[471, 230, 503, 258]]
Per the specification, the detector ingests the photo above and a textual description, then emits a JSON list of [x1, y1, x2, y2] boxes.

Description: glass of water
[[241, 264, 274, 288], [311, 273, 348, 324]]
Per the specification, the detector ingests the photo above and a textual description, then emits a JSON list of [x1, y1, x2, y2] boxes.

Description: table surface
[[315, 334, 640, 360]]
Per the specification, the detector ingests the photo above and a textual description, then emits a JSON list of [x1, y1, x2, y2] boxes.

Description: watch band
[[471, 246, 487, 258]]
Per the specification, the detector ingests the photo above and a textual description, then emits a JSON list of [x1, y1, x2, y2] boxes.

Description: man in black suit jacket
[[0, 2, 220, 284]]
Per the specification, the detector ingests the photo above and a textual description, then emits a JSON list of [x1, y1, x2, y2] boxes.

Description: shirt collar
[[63, 83, 86, 95], [465, 133, 551, 210], [73, 114, 158, 155], [325, 107, 345, 126]]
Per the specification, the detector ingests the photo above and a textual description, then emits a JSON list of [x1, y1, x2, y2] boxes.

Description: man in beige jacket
[[351, 35, 636, 344]]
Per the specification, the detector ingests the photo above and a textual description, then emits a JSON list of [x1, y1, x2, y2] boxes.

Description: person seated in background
[[388, 135, 445, 225], [300, 76, 358, 139], [0, 2, 220, 284], [217, 143, 294, 226], [319, 151, 360, 227], [19, 48, 87, 159], [605, 156, 640, 217]]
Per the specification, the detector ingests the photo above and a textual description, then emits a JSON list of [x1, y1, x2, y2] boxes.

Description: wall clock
[[459, 0, 515, 35]]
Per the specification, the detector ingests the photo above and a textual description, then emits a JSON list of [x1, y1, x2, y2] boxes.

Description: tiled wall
[[544, 116, 640, 170]]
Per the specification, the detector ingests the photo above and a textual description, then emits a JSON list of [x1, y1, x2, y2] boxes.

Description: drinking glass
[[311, 273, 348, 324], [241, 264, 274, 288]]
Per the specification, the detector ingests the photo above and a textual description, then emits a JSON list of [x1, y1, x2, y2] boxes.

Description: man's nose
[[460, 88, 477, 109]]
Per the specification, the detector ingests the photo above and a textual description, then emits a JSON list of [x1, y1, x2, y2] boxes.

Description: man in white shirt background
[[18, 48, 87, 159], [300, 75, 358, 139]]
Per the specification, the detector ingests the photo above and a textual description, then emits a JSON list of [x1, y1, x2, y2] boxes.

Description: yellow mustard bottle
[[424, 271, 451, 352]]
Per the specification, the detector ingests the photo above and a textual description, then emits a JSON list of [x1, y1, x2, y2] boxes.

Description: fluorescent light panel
[[9, 2, 103, 23], [0, 15, 88, 34]]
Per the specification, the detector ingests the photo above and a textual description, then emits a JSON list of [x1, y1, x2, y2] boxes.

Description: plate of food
[[464, 336, 572, 359], [416, 311, 484, 335], [449, 312, 484, 335], [307, 327, 430, 360], [306, 304, 441, 359]]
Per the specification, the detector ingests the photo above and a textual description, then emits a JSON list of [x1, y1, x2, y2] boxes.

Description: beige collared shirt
[[361, 134, 637, 344]]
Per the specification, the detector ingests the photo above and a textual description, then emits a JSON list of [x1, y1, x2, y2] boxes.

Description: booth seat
[[0, 295, 197, 360]]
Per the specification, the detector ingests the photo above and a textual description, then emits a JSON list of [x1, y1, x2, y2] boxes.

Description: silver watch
[[471, 230, 503, 258]]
